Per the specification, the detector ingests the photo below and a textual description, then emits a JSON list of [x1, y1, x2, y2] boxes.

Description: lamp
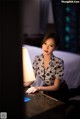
[[22, 47, 36, 82]]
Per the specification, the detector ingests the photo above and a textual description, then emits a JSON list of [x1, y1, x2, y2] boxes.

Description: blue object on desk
[[24, 97, 31, 102]]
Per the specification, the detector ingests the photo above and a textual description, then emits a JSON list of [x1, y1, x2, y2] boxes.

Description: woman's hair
[[41, 33, 60, 47]]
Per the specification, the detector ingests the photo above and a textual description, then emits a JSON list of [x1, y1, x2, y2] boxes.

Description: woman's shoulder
[[34, 54, 43, 60], [53, 55, 64, 63]]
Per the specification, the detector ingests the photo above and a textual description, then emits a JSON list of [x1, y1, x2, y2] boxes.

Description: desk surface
[[24, 89, 64, 119]]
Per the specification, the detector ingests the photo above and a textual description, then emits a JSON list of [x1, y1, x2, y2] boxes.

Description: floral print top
[[33, 54, 64, 86]]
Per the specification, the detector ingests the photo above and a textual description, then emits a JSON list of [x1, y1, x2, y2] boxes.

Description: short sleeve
[[55, 59, 64, 80]]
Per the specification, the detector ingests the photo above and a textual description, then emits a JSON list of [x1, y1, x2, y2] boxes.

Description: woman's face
[[42, 38, 56, 55]]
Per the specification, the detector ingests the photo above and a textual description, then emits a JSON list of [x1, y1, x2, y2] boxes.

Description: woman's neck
[[43, 55, 51, 69], [43, 54, 51, 60]]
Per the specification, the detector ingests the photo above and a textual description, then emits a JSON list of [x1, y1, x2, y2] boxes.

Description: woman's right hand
[[26, 86, 39, 94]]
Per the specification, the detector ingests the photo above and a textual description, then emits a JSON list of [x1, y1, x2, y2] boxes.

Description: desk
[[24, 89, 65, 119]]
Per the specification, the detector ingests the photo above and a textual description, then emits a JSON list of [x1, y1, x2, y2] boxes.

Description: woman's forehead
[[45, 38, 55, 43]]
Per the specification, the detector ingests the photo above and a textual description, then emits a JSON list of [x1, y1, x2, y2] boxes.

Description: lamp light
[[22, 47, 36, 82]]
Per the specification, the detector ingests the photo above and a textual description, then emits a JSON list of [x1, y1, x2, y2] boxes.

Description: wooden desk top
[[24, 89, 64, 119]]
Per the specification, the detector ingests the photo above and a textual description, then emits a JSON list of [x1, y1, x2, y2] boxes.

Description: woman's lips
[[44, 50, 48, 53]]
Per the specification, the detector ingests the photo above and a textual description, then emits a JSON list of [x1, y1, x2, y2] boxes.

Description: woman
[[25, 33, 68, 102]]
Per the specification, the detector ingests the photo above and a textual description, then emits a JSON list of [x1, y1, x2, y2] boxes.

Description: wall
[[22, 0, 40, 35], [22, 0, 54, 35]]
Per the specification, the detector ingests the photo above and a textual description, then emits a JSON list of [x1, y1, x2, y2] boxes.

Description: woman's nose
[[46, 45, 49, 49]]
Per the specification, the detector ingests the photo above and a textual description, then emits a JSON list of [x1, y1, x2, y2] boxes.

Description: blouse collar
[[40, 53, 55, 67]]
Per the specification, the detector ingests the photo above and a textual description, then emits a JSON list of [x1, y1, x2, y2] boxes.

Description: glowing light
[[65, 26, 70, 32], [65, 16, 70, 23], [65, 35, 70, 42], [22, 47, 36, 82], [65, 6, 70, 12]]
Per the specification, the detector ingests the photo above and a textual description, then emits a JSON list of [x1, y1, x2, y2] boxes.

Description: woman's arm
[[26, 78, 61, 93], [39, 78, 61, 91]]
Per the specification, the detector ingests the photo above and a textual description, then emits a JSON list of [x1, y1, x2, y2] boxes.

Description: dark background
[[0, 0, 25, 119]]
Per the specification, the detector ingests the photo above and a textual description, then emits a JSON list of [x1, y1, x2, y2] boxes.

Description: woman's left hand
[[26, 86, 39, 94]]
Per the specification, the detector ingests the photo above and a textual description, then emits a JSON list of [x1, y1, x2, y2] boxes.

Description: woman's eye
[[50, 44, 55, 47], [50, 45, 54, 47], [50, 45, 53, 47]]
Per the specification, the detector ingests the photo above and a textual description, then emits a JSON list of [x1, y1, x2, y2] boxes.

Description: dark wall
[[0, 0, 24, 118], [51, 0, 80, 54]]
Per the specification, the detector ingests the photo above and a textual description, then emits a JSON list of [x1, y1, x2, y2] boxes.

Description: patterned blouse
[[33, 54, 64, 86]]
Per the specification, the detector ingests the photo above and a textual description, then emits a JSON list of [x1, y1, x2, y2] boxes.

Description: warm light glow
[[22, 47, 36, 82]]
